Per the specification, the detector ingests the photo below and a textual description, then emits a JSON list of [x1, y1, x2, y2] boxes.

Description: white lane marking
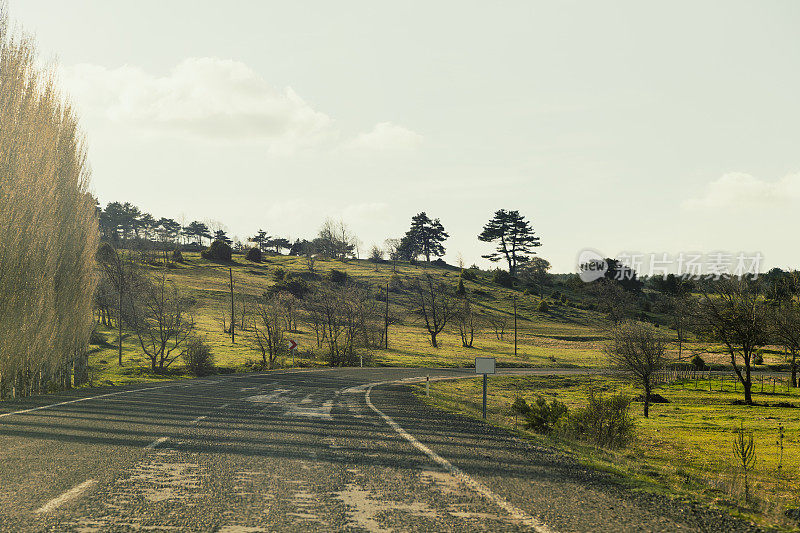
[[245, 389, 291, 404], [145, 436, 169, 449], [285, 400, 333, 420], [365, 385, 555, 533], [190, 415, 207, 424], [35, 479, 97, 513], [0, 384, 178, 420]]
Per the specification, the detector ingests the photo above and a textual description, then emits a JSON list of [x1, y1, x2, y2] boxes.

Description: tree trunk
[[744, 378, 752, 404], [643, 381, 651, 418], [430, 332, 438, 348], [792, 350, 797, 388], [118, 288, 123, 366]]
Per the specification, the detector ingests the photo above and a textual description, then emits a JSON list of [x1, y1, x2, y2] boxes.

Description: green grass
[[87, 252, 617, 382], [414, 375, 800, 530]]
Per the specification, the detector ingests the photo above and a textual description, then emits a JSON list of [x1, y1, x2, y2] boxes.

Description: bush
[[172, 249, 184, 263], [493, 269, 515, 288], [512, 397, 568, 434], [182, 337, 215, 376], [456, 279, 466, 296], [245, 247, 262, 263], [561, 389, 634, 448], [389, 274, 403, 292], [691, 355, 708, 371], [328, 269, 349, 284], [460, 269, 478, 282], [753, 351, 764, 365], [273, 267, 286, 281], [537, 300, 549, 312], [201, 240, 232, 262]]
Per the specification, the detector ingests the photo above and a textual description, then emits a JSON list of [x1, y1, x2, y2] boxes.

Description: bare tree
[[604, 321, 670, 418], [97, 244, 144, 366], [253, 294, 287, 369], [409, 274, 456, 348], [383, 238, 401, 272], [303, 281, 381, 365], [487, 314, 508, 341], [732, 423, 757, 504], [694, 278, 767, 405], [454, 297, 481, 348], [770, 300, 800, 388], [278, 291, 299, 332], [128, 275, 195, 373]]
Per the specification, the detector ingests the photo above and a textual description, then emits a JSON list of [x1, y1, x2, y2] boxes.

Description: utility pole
[[118, 265, 123, 366], [384, 281, 390, 348], [513, 294, 518, 357], [229, 267, 235, 344]]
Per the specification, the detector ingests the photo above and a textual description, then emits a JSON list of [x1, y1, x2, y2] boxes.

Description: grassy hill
[[88, 252, 616, 385]]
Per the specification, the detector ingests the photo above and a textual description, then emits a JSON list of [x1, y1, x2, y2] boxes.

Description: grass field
[[87, 252, 617, 384], [414, 374, 800, 530]]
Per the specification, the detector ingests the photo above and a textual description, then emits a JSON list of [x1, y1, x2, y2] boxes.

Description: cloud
[[683, 172, 800, 210], [345, 122, 423, 153], [62, 58, 333, 152]]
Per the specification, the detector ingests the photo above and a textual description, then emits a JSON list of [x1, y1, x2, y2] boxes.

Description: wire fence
[[654, 365, 797, 396]]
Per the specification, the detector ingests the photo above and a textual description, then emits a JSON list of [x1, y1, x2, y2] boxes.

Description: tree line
[[0, 9, 98, 397], [96, 202, 544, 271]]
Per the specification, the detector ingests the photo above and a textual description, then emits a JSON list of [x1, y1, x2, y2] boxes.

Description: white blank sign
[[475, 357, 496, 374]]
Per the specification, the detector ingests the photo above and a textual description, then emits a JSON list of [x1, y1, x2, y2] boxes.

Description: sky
[[9, 1, 800, 273]]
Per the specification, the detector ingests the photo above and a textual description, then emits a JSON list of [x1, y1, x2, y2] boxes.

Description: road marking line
[[0, 384, 177, 420], [190, 415, 207, 424], [35, 479, 97, 514], [365, 385, 555, 533], [145, 436, 169, 449]]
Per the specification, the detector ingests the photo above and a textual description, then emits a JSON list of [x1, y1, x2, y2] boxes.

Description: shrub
[[245, 247, 262, 263], [537, 300, 550, 312], [753, 351, 764, 365], [551, 290, 562, 300], [172, 249, 184, 263], [461, 269, 478, 281], [273, 267, 286, 281], [512, 397, 568, 434], [389, 274, 403, 292], [270, 278, 309, 299], [328, 269, 349, 284], [182, 337, 215, 376], [561, 389, 634, 448], [691, 355, 708, 371], [493, 269, 515, 288], [201, 240, 232, 262], [456, 279, 466, 296]]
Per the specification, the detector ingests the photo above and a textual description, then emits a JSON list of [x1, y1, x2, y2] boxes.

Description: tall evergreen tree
[[404, 212, 448, 262], [478, 209, 541, 275], [184, 221, 211, 246], [213, 229, 232, 245], [250, 229, 270, 254]]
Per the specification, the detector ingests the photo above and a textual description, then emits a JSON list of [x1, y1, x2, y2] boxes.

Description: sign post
[[475, 357, 496, 419], [288, 339, 298, 367]]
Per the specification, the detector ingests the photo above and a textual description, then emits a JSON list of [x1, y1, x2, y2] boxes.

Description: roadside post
[[475, 357, 496, 419], [426, 375, 430, 396], [288, 339, 298, 367]]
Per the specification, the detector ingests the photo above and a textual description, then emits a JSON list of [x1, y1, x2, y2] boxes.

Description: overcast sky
[[10, 1, 800, 273]]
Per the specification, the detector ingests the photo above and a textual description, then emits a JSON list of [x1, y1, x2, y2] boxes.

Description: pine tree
[[213, 229, 232, 245], [404, 212, 449, 262], [478, 209, 541, 276]]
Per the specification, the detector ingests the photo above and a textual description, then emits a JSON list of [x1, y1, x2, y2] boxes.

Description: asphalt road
[[0, 368, 760, 532]]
